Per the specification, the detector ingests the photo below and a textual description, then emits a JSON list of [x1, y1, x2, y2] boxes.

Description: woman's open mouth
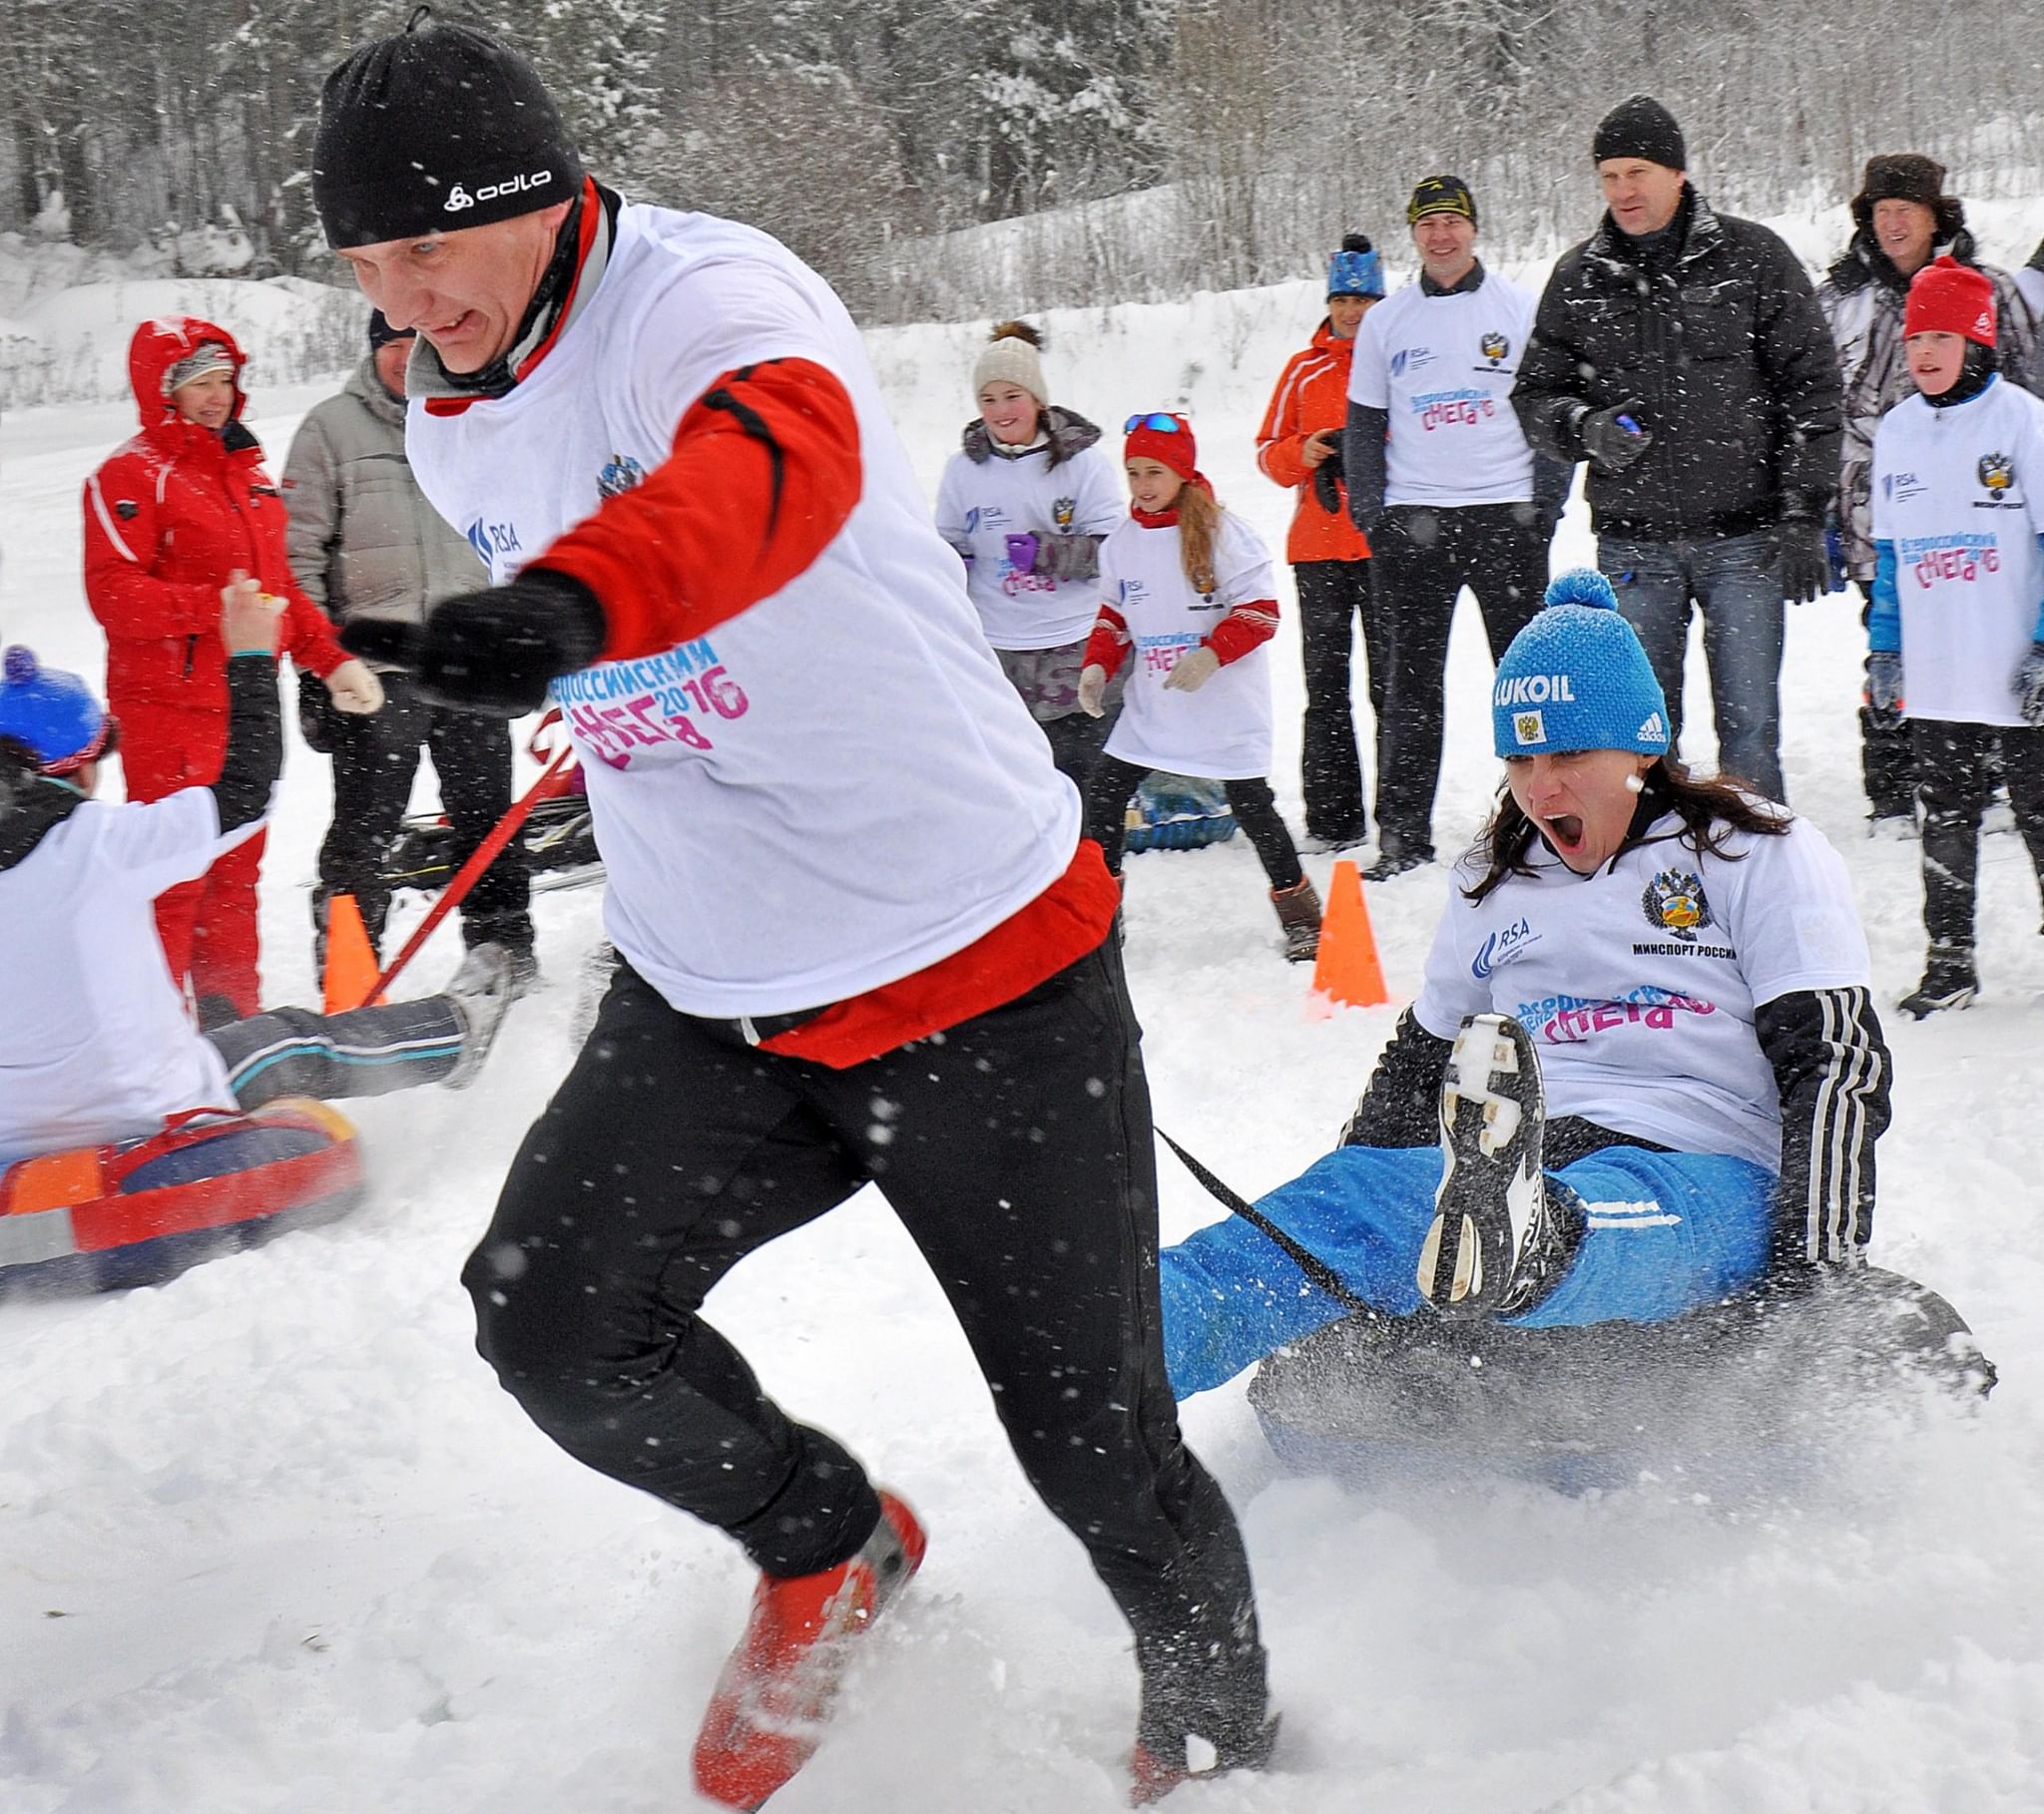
[[1545, 813, 1585, 851]]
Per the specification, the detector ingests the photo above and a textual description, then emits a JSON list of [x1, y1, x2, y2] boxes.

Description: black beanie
[[311, 11, 584, 249], [1406, 176, 1478, 229], [366, 308, 412, 350], [1592, 96, 1686, 172]]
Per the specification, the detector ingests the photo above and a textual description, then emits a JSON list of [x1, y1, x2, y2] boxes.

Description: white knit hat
[[972, 321, 1048, 405]]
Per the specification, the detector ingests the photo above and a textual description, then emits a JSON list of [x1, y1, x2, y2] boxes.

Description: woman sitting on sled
[[1161, 571, 1894, 1398]]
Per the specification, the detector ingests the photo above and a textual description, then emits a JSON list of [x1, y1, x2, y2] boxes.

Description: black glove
[[1580, 399, 1652, 474], [1770, 515, 1830, 606], [1311, 446, 1344, 516], [341, 569, 607, 716], [296, 668, 337, 754]]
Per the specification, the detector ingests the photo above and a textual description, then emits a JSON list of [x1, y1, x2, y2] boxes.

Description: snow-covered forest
[[8, 0, 2044, 316]]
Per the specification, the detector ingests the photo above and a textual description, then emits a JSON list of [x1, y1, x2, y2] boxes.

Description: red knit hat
[[1124, 412, 1199, 483], [1903, 255, 1996, 347]]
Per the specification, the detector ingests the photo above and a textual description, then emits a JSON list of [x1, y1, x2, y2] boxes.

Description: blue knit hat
[[0, 646, 115, 775], [1491, 571, 1669, 757], [1327, 233, 1384, 299]]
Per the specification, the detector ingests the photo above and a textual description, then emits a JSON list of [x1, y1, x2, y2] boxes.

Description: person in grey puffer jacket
[[283, 311, 534, 980], [1817, 155, 2039, 828], [934, 320, 1127, 786]]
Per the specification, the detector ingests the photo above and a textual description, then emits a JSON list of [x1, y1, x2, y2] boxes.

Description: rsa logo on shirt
[[1472, 914, 1541, 979], [1388, 346, 1436, 378], [1883, 470, 1927, 506], [465, 516, 523, 572]]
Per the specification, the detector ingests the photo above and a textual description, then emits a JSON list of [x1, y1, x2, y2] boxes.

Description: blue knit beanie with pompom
[[1491, 570, 1670, 757]]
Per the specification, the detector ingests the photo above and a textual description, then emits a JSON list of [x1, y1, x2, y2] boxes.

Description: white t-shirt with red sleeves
[[0, 786, 250, 1165], [1348, 270, 1539, 507], [1098, 510, 1278, 780], [1870, 375, 2044, 728], [405, 204, 1082, 1020], [935, 441, 1125, 649], [1412, 811, 1871, 1172]]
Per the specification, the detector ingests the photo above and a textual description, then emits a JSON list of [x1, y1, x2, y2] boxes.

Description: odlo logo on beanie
[[444, 170, 555, 214]]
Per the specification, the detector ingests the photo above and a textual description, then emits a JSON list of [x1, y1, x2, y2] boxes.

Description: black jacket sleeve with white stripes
[[1758, 986, 1891, 1267]]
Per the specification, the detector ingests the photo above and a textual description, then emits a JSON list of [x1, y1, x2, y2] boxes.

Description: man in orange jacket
[[83, 316, 385, 1024], [1256, 234, 1383, 848]]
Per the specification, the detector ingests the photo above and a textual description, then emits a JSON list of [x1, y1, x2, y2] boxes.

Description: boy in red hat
[[1869, 255, 2044, 1015]]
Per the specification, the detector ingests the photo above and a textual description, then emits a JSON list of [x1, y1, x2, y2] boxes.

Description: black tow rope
[[1157, 1130, 1371, 1315]]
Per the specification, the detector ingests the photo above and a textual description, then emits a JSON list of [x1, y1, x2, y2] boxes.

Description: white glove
[[324, 658, 385, 715], [1163, 646, 1221, 693], [1078, 664, 1109, 717]]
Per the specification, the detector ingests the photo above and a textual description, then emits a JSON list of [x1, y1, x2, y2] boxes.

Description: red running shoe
[[692, 1490, 928, 1810]]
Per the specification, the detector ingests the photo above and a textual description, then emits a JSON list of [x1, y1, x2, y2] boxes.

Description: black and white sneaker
[[442, 943, 518, 1091], [1418, 1014, 1582, 1319]]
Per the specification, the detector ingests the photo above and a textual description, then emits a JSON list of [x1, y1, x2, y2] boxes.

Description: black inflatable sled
[[1249, 1266, 1994, 1496]]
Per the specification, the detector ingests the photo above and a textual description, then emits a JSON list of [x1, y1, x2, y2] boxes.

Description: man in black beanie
[[1514, 94, 1843, 803], [308, 13, 1273, 1810]]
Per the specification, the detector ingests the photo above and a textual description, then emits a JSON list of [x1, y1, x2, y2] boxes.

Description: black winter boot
[[1899, 946, 1977, 1019]]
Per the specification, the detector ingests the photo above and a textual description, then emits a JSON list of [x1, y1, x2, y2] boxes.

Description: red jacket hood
[[128, 315, 249, 436]]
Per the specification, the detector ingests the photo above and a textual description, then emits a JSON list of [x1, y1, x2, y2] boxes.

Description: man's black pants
[[461, 941, 1268, 1736], [1293, 558, 1382, 845], [1370, 504, 1548, 857], [313, 672, 532, 954]]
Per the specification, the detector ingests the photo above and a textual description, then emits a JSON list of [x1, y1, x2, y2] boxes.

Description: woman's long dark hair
[[1464, 757, 1789, 902]]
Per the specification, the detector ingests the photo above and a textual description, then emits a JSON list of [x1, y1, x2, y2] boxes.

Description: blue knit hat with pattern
[[1327, 234, 1384, 298], [1491, 570, 1669, 757], [0, 646, 113, 774]]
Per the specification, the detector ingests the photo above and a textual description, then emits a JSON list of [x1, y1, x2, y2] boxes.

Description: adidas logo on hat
[[1638, 710, 1665, 741]]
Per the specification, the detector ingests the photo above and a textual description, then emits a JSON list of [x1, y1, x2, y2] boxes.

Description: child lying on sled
[[0, 579, 514, 1167]]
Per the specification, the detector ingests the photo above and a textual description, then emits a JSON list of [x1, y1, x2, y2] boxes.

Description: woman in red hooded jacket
[[82, 315, 385, 1024]]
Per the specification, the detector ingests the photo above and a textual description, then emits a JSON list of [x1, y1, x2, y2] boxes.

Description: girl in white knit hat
[[935, 320, 1125, 785]]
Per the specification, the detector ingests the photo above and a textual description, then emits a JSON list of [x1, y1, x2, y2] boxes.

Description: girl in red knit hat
[[1868, 254, 2044, 1016], [1077, 414, 1321, 961]]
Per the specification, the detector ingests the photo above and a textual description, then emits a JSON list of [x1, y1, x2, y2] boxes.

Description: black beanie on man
[[1592, 96, 1686, 172], [311, 10, 583, 249]]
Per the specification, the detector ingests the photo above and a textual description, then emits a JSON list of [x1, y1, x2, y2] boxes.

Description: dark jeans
[[460, 947, 1268, 1736], [1854, 580, 1915, 819], [1909, 718, 2044, 953], [208, 997, 463, 1105], [1085, 754, 1304, 891], [1293, 558, 1382, 844], [313, 672, 532, 954], [1371, 504, 1549, 856], [1598, 531, 1785, 803]]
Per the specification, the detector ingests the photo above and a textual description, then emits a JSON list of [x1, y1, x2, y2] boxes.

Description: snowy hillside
[[4, 236, 2044, 1814]]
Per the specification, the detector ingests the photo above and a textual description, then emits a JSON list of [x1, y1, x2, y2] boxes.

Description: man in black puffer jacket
[[1514, 96, 1842, 804]]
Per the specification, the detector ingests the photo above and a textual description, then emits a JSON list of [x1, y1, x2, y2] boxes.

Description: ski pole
[[358, 741, 576, 1007], [1156, 1129, 1372, 1315]]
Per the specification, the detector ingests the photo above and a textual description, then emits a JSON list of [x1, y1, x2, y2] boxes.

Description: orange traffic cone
[[322, 892, 383, 1014], [1310, 858, 1389, 1009]]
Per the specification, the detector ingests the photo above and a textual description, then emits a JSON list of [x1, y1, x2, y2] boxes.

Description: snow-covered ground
[[4, 251, 2044, 1813]]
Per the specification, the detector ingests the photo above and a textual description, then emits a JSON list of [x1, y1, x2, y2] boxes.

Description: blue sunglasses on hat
[[1124, 413, 1185, 434]]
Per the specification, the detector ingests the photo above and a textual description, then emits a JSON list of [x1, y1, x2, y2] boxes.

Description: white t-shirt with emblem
[[1097, 510, 1278, 779], [405, 204, 1081, 1019], [1412, 810, 1871, 1172], [0, 786, 248, 1165], [935, 442, 1125, 650], [1870, 375, 2044, 728], [1348, 271, 1539, 506]]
